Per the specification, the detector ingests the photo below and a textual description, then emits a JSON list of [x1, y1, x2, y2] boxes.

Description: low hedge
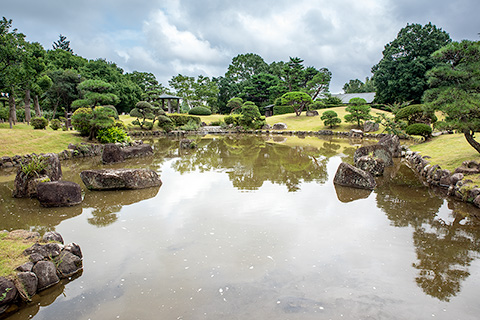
[[273, 106, 295, 115], [167, 113, 201, 127], [188, 106, 212, 116]]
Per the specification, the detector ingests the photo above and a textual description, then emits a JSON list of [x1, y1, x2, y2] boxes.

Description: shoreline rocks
[[80, 168, 162, 190], [0, 231, 82, 316]]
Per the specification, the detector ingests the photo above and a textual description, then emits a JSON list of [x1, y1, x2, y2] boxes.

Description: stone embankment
[[404, 150, 480, 209], [0, 230, 82, 316]]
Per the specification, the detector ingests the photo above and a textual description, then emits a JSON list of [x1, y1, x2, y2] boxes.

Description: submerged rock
[[80, 169, 162, 190], [333, 162, 376, 190], [356, 155, 385, 176], [354, 145, 393, 167]]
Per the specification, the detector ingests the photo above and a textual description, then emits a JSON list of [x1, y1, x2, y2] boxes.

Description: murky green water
[[1, 135, 480, 320]]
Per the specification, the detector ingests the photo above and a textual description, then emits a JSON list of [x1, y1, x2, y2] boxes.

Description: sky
[[2, 0, 479, 93]]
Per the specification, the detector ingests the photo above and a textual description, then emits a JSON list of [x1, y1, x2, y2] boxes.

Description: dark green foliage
[[343, 77, 375, 93], [273, 105, 295, 115], [280, 91, 313, 116], [129, 101, 162, 130], [157, 115, 175, 132], [320, 94, 342, 107], [188, 106, 212, 115], [49, 118, 62, 130], [344, 104, 372, 128], [179, 119, 201, 131], [167, 114, 201, 127], [72, 79, 120, 109], [239, 101, 265, 129], [395, 104, 437, 125], [373, 113, 406, 135], [309, 100, 328, 110], [348, 97, 368, 106], [52, 34, 73, 53], [227, 97, 244, 114], [0, 106, 8, 120], [96, 126, 130, 144], [372, 22, 451, 104], [20, 154, 47, 177], [423, 40, 480, 153], [71, 107, 92, 136], [224, 114, 241, 126], [71, 106, 115, 139], [101, 105, 119, 120], [405, 123, 432, 139], [321, 110, 341, 128], [30, 117, 48, 129]]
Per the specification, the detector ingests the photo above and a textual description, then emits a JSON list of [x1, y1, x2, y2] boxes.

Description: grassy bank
[[0, 233, 34, 277], [0, 123, 86, 157], [410, 133, 480, 172]]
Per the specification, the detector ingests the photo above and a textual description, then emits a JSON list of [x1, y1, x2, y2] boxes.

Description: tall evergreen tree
[[52, 34, 73, 53]]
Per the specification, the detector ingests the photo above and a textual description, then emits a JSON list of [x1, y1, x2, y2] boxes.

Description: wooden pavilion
[[158, 94, 181, 113]]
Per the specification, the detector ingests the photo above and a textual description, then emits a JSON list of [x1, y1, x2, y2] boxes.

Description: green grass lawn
[[410, 133, 480, 172], [0, 123, 85, 157]]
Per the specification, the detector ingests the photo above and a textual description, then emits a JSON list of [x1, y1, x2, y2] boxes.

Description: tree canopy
[[372, 23, 451, 104], [423, 40, 480, 153]]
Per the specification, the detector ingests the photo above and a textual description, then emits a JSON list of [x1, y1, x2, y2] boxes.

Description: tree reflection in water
[[376, 164, 480, 301]]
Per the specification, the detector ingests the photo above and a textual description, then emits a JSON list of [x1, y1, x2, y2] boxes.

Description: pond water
[[2, 135, 480, 320]]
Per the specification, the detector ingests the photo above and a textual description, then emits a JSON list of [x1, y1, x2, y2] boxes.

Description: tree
[[280, 91, 313, 116], [72, 79, 119, 109], [169, 74, 218, 111], [343, 77, 375, 93], [372, 23, 451, 104], [227, 97, 243, 114], [303, 67, 332, 100], [423, 40, 480, 153], [45, 69, 81, 117], [52, 34, 73, 53], [21, 41, 47, 122], [225, 53, 268, 83], [130, 101, 164, 130], [0, 17, 26, 128], [321, 110, 341, 128], [239, 101, 265, 129], [344, 98, 372, 128]]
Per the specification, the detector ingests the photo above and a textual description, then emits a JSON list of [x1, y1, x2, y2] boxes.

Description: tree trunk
[[33, 95, 42, 117], [24, 88, 31, 124], [8, 88, 16, 129], [463, 130, 480, 154]]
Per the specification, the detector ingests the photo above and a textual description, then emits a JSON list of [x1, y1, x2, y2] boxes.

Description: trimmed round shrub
[[405, 123, 432, 139], [30, 117, 49, 130], [321, 110, 341, 128], [188, 106, 212, 115], [167, 114, 201, 127], [348, 97, 367, 106], [72, 107, 93, 136], [96, 126, 130, 144], [157, 115, 175, 132], [224, 114, 241, 126], [49, 119, 62, 130], [101, 105, 119, 120]]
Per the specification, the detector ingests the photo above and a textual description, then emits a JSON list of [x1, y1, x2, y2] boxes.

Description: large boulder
[[43, 231, 64, 245], [364, 121, 379, 133], [102, 143, 124, 164], [12, 153, 62, 198], [80, 169, 162, 190], [55, 251, 83, 278], [33, 261, 60, 291], [333, 162, 376, 190], [0, 277, 18, 310], [356, 156, 385, 176], [377, 134, 401, 158], [123, 144, 154, 159], [354, 145, 393, 167], [306, 110, 319, 117], [15, 272, 38, 301], [273, 123, 288, 130], [37, 181, 82, 207]]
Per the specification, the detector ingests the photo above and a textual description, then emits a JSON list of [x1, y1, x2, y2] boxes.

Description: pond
[[1, 135, 480, 320]]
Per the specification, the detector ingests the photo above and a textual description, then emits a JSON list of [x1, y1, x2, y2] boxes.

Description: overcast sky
[[2, 0, 479, 93]]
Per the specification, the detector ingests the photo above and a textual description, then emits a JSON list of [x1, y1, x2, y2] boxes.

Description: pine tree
[[52, 34, 73, 53]]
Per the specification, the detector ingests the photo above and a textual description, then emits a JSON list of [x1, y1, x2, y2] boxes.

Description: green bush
[[72, 107, 93, 136], [101, 105, 119, 120], [309, 100, 328, 110], [273, 105, 295, 115], [405, 123, 432, 139], [210, 120, 223, 126], [30, 117, 49, 129], [167, 113, 201, 127], [321, 110, 341, 128], [96, 126, 130, 144], [239, 101, 265, 129], [0, 107, 8, 121], [157, 115, 175, 132], [49, 119, 62, 130], [188, 106, 212, 115], [224, 114, 241, 126], [395, 104, 437, 125], [179, 119, 201, 131], [348, 97, 368, 106]]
